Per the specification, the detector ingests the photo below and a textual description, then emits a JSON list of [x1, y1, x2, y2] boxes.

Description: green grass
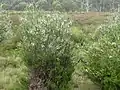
[[71, 12, 111, 90], [0, 56, 28, 90], [0, 11, 109, 90], [0, 12, 28, 89]]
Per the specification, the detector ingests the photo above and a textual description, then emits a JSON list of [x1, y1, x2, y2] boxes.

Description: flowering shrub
[[22, 11, 74, 90]]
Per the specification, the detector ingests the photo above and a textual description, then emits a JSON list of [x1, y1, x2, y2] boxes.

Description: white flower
[[109, 56, 112, 58]]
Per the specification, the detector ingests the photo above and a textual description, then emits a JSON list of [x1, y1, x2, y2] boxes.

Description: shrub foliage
[[82, 22, 120, 90], [22, 11, 74, 90]]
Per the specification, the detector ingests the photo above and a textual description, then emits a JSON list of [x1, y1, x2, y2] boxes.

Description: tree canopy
[[0, 0, 120, 12]]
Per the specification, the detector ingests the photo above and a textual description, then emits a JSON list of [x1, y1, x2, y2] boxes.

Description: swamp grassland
[[1, 11, 119, 90]]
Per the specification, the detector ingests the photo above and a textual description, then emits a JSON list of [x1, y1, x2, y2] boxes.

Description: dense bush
[[0, 12, 28, 90], [22, 11, 74, 90], [71, 26, 85, 44], [0, 14, 10, 43], [82, 22, 120, 90], [0, 13, 22, 50]]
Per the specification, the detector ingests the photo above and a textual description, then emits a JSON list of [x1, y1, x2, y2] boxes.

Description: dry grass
[[71, 12, 111, 25]]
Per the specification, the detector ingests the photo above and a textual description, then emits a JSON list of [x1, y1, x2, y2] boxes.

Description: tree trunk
[[86, 0, 89, 12]]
